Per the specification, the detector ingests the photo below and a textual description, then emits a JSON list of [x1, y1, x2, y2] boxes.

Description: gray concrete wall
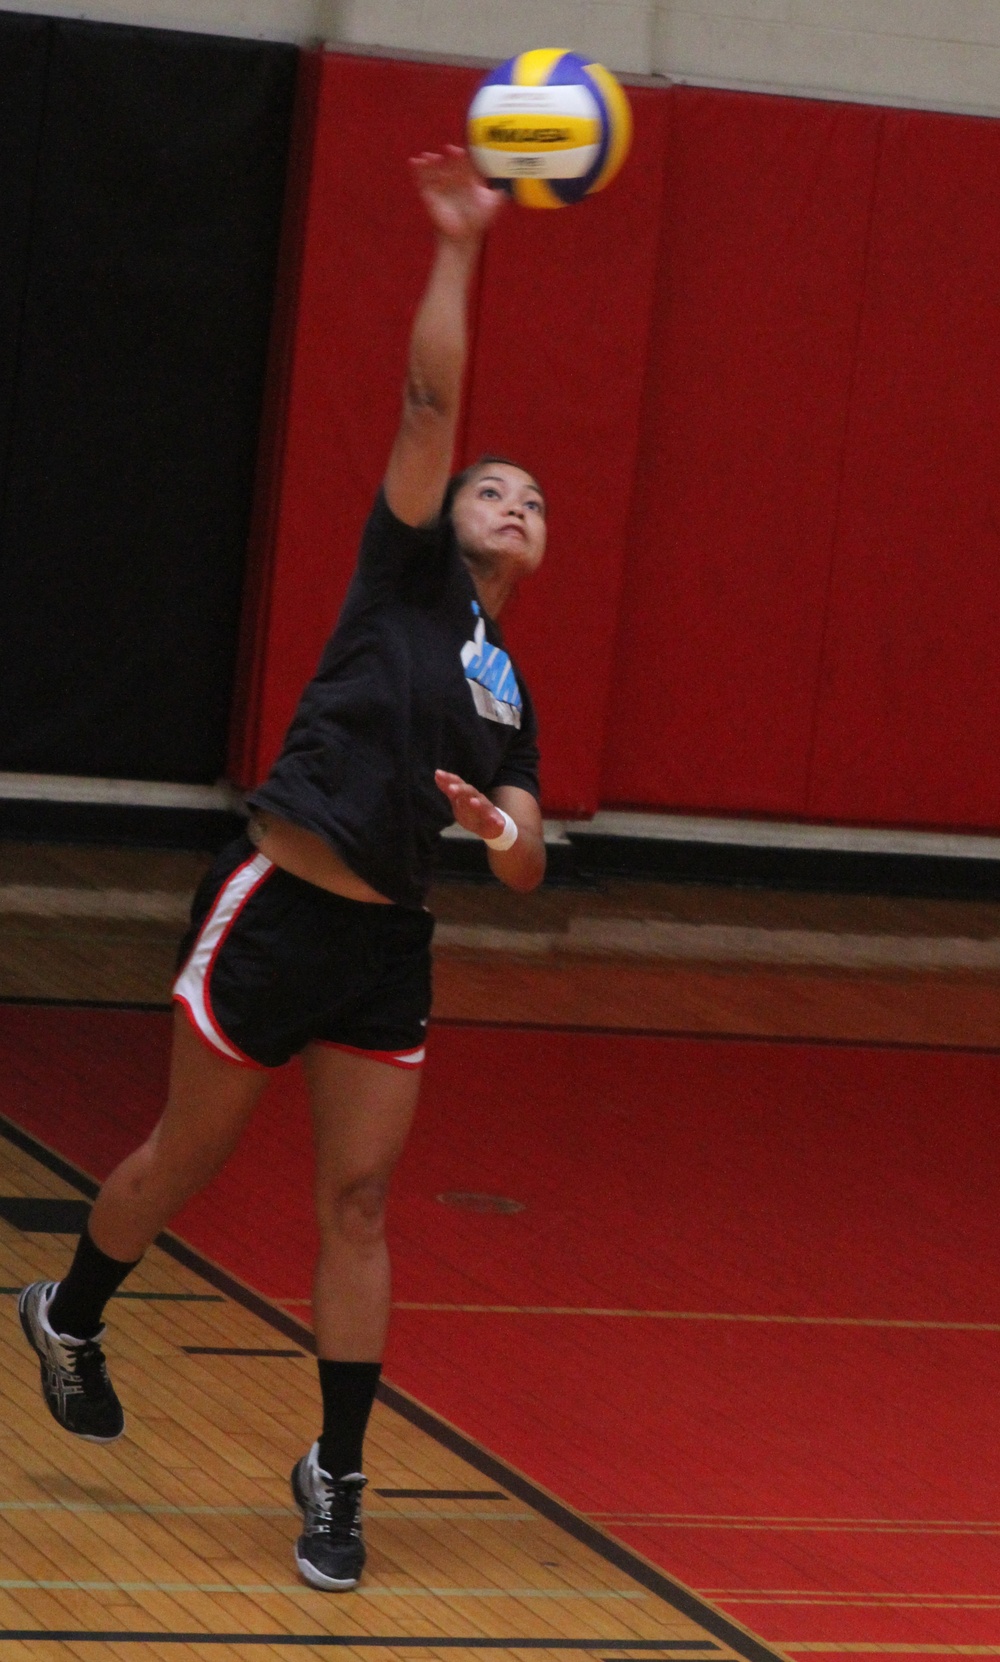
[[2, 1, 1000, 114], [0, 0, 323, 44]]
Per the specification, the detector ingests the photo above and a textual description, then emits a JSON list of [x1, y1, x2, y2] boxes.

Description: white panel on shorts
[[173, 852, 274, 1064], [373, 1044, 426, 1068]]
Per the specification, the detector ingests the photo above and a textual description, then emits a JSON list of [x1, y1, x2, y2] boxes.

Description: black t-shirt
[[247, 489, 541, 907]]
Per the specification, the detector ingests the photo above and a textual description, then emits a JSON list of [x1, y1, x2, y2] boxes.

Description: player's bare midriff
[[247, 810, 394, 905]]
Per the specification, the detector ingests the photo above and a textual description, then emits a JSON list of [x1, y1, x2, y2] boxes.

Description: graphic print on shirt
[[460, 603, 522, 729]]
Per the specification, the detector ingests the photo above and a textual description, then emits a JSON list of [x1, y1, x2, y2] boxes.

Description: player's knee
[[324, 1175, 390, 1248]]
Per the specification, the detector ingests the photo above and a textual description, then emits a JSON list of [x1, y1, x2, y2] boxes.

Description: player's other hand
[[434, 769, 508, 839], [410, 146, 504, 244]]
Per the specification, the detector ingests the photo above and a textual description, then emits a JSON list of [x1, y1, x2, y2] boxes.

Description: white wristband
[[482, 809, 518, 852]]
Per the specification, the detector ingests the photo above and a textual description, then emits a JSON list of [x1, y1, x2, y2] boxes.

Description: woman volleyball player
[[18, 146, 547, 1591]]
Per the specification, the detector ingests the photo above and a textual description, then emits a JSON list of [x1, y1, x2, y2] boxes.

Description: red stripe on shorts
[[314, 1039, 426, 1070]]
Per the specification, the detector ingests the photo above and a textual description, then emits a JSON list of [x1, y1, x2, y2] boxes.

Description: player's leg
[[290, 1041, 423, 1590], [19, 834, 290, 1438], [86, 1007, 269, 1261], [307, 1040, 422, 1361], [19, 1006, 268, 1441]]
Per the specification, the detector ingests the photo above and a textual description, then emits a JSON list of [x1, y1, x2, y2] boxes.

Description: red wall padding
[[233, 58, 1000, 832], [600, 90, 882, 814], [807, 108, 1000, 827]]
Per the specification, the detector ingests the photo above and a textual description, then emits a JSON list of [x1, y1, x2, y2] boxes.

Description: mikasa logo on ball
[[468, 79, 601, 175], [486, 127, 572, 145], [467, 47, 633, 207]]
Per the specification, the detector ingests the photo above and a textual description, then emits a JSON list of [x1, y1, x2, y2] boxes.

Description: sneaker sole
[[293, 1547, 360, 1592], [17, 1288, 125, 1444]]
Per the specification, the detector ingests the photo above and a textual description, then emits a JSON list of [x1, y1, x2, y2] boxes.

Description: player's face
[[451, 465, 547, 576]]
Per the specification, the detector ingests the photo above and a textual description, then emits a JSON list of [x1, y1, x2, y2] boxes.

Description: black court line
[[434, 1016, 1000, 1056], [0, 1636, 718, 1650], [0, 995, 172, 1012], [115, 1292, 226, 1301], [0, 1195, 90, 1230], [0, 1289, 223, 1300], [0, 1106, 785, 1662], [182, 1346, 305, 1357], [375, 1488, 506, 1500], [3, 993, 999, 1055]]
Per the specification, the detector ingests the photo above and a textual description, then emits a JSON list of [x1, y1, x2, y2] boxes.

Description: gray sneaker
[[291, 1442, 366, 1590], [18, 1280, 124, 1443]]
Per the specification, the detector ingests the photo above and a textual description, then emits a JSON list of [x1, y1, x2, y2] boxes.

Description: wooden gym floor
[[0, 1120, 751, 1661], [4, 839, 1000, 1660]]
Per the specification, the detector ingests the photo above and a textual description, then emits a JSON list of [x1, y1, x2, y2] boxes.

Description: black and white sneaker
[[17, 1280, 124, 1443], [291, 1442, 366, 1590]]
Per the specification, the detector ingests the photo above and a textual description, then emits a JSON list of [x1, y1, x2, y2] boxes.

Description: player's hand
[[410, 147, 504, 243], [435, 770, 508, 839]]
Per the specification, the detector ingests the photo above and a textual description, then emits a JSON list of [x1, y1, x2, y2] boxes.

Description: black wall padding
[[0, 15, 49, 502], [0, 18, 298, 782]]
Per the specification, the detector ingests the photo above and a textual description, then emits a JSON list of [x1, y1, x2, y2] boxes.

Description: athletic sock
[[317, 1360, 382, 1478], [47, 1225, 142, 1340]]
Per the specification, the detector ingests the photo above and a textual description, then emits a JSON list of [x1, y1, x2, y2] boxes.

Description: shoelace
[[73, 1341, 112, 1400], [49, 1331, 108, 1399], [309, 1476, 366, 1542]]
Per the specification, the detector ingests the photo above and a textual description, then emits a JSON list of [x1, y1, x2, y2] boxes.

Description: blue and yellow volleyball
[[467, 48, 632, 209]]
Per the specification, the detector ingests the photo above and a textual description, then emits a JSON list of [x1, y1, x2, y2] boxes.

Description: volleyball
[[467, 48, 632, 208]]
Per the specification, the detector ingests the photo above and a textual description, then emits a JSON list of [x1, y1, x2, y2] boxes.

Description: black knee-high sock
[[317, 1361, 382, 1478], [47, 1226, 141, 1340]]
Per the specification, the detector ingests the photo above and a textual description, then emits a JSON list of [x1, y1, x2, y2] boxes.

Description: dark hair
[[440, 454, 543, 526]]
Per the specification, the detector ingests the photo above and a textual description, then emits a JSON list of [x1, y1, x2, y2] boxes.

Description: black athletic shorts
[[173, 836, 433, 1070]]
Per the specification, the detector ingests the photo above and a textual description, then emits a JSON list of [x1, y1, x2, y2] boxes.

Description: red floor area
[[3, 1003, 1000, 1652]]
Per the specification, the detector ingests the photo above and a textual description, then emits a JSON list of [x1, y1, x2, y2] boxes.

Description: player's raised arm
[[383, 147, 503, 529]]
